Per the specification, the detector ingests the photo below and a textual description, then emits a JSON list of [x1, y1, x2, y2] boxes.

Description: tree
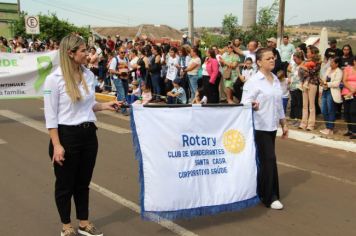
[[222, 14, 241, 40], [11, 12, 90, 41], [200, 28, 229, 49]]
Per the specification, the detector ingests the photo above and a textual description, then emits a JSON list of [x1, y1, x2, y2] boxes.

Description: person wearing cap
[[181, 34, 191, 46], [324, 39, 342, 62], [167, 78, 187, 104], [278, 35, 295, 63], [266, 37, 282, 75]]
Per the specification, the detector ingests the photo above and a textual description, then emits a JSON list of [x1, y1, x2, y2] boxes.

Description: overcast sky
[[4, 0, 356, 29]]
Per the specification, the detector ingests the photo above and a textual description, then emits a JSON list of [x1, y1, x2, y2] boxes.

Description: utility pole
[[277, 0, 286, 47], [188, 0, 194, 45], [17, 0, 21, 16], [242, 0, 257, 29]]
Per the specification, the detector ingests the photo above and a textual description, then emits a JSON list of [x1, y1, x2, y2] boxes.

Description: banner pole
[[142, 104, 245, 108]]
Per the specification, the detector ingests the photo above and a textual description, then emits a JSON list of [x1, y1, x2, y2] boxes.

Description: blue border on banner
[[130, 106, 261, 221], [130, 108, 146, 214]]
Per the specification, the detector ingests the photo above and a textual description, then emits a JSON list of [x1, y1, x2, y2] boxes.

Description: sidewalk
[[278, 127, 356, 153]]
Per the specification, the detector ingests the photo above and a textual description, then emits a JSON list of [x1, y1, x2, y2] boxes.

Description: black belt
[[59, 122, 94, 129]]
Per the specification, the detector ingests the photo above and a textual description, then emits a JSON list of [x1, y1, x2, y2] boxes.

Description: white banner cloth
[[131, 105, 259, 220], [0, 51, 59, 99]]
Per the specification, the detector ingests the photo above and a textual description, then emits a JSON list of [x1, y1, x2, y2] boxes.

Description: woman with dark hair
[[299, 45, 321, 131], [160, 43, 171, 78], [220, 44, 239, 104], [87, 47, 99, 76], [136, 47, 150, 84], [165, 47, 180, 92], [202, 48, 220, 103], [342, 56, 356, 139], [150, 45, 162, 101], [340, 44, 354, 69], [184, 47, 202, 102], [297, 43, 307, 57], [178, 46, 191, 103], [129, 49, 139, 80], [242, 47, 288, 210], [288, 51, 305, 126], [320, 57, 343, 135]]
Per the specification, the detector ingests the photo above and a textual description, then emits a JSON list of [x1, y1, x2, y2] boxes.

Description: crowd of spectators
[[1, 32, 355, 138], [91, 34, 355, 137], [0, 35, 60, 53]]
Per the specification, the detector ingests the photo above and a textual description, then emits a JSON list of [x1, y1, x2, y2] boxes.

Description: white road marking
[[278, 161, 356, 187], [0, 110, 47, 133], [96, 121, 131, 134], [99, 110, 130, 121], [0, 138, 7, 144], [277, 128, 356, 153], [0, 109, 197, 236], [90, 183, 198, 236], [0, 110, 130, 134]]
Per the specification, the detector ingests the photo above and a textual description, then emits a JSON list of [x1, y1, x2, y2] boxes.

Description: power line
[[51, 0, 146, 24], [30, 0, 132, 26]]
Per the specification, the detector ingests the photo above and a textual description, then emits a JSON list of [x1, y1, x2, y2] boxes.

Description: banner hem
[[142, 195, 260, 222]]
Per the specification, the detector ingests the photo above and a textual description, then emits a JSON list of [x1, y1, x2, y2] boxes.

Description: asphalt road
[[1, 99, 355, 236]]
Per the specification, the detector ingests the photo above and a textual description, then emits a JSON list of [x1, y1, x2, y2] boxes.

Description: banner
[[0, 51, 59, 99], [131, 105, 259, 221]]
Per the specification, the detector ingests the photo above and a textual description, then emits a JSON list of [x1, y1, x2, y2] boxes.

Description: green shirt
[[222, 52, 239, 80]]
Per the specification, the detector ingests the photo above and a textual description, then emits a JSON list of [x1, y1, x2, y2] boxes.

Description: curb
[[277, 128, 356, 153], [95, 93, 115, 102]]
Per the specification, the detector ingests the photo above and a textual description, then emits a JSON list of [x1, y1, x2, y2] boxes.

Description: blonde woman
[[44, 35, 121, 236]]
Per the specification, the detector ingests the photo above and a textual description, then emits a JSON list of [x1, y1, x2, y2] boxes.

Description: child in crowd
[[134, 82, 152, 105], [277, 70, 289, 114], [240, 57, 255, 83], [167, 78, 187, 104], [126, 80, 141, 104], [234, 57, 255, 103], [192, 87, 208, 104], [95, 77, 105, 93]]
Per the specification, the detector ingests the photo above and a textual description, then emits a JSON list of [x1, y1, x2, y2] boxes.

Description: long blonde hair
[[59, 35, 89, 103]]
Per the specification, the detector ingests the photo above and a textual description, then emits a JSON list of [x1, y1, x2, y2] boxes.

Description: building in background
[[92, 24, 183, 45], [0, 2, 19, 39]]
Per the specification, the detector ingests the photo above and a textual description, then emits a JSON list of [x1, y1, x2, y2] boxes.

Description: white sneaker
[[270, 200, 284, 210], [320, 129, 329, 135]]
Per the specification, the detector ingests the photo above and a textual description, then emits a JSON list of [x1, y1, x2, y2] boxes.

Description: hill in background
[[299, 19, 356, 33]]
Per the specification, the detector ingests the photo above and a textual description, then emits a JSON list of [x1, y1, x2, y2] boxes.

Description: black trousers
[[344, 98, 356, 133], [255, 130, 280, 207], [49, 123, 98, 224], [202, 75, 220, 103], [290, 90, 303, 119]]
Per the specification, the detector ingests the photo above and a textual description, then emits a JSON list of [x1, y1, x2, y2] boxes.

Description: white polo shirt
[[43, 66, 97, 129], [241, 71, 285, 132]]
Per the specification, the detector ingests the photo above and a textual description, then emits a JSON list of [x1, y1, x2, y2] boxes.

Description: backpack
[[115, 56, 129, 77]]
